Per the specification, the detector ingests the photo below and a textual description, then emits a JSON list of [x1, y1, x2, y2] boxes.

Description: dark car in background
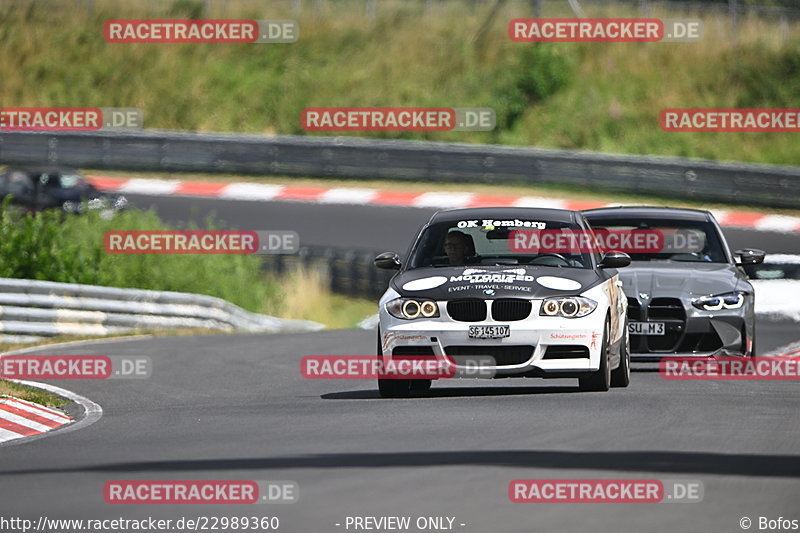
[[0, 166, 127, 215], [743, 254, 800, 281], [583, 206, 764, 360]]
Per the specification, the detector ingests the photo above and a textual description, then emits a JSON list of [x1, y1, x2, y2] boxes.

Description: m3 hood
[[619, 262, 747, 300]]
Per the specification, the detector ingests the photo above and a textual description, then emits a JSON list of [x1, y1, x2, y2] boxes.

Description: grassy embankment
[[0, 205, 376, 332], [0, 1, 797, 164]]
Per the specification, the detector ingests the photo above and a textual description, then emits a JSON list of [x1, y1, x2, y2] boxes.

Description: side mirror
[[374, 251, 402, 270], [735, 248, 765, 265], [599, 251, 631, 269]]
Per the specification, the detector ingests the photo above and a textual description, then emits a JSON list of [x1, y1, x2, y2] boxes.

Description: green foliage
[[728, 46, 800, 108], [491, 43, 574, 130], [168, 0, 205, 19], [0, 2, 797, 163], [0, 202, 279, 313]]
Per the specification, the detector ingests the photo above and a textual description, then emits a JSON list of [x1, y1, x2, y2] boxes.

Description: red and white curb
[[89, 176, 800, 234], [0, 395, 72, 443], [764, 340, 800, 357]]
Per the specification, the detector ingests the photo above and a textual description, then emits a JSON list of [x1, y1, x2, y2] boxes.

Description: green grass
[[0, 201, 279, 312], [262, 266, 378, 329], [0, 1, 798, 164], [0, 382, 68, 407], [0, 201, 378, 328]]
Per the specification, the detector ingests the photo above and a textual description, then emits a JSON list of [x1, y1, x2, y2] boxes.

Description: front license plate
[[468, 325, 510, 339], [628, 321, 665, 335]]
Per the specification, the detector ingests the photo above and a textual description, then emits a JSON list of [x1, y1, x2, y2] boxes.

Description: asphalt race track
[[1, 194, 799, 533], [1, 320, 799, 532]]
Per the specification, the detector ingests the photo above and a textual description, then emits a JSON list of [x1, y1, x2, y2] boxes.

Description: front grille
[[491, 299, 532, 321], [648, 298, 685, 320], [646, 298, 686, 352], [447, 299, 487, 322], [543, 346, 589, 359], [444, 345, 533, 366], [392, 346, 435, 357], [627, 297, 642, 321]]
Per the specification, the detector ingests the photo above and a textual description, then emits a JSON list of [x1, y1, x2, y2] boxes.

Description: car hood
[[619, 262, 746, 301], [390, 265, 604, 300]]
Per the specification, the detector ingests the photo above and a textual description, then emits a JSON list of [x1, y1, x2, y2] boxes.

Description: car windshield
[[408, 218, 593, 270], [59, 174, 86, 189], [587, 217, 728, 263]]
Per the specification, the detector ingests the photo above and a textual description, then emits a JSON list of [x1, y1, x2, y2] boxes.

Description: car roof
[[429, 207, 578, 224], [582, 206, 711, 222]]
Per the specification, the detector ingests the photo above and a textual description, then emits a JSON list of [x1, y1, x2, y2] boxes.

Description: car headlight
[[386, 298, 440, 319], [692, 291, 747, 311], [539, 297, 597, 318]]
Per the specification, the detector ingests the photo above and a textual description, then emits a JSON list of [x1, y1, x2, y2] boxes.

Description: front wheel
[[611, 319, 631, 388], [378, 376, 412, 398], [579, 318, 611, 392], [377, 331, 411, 398], [410, 379, 432, 391]]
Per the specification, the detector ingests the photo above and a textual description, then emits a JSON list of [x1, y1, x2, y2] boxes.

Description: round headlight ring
[[560, 299, 579, 317], [543, 300, 559, 316], [420, 301, 437, 317], [402, 300, 421, 319]]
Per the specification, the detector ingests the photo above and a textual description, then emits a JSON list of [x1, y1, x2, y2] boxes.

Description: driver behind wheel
[[444, 230, 476, 266]]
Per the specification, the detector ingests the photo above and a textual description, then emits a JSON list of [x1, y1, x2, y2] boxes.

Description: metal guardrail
[[0, 278, 323, 343], [1, 130, 799, 209]]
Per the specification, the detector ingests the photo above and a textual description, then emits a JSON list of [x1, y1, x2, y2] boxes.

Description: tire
[[579, 318, 611, 392], [410, 379, 432, 391], [378, 376, 412, 398], [611, 319, 631, 388], [377, 331, 411, 398]]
